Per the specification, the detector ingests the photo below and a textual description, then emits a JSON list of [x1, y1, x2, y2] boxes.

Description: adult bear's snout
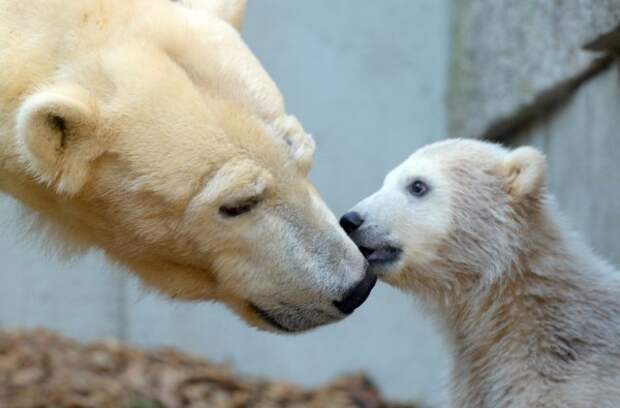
[[333, 270, 377, 314]]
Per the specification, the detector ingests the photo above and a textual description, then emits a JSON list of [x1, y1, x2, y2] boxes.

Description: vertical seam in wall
[[117, 272, 128, 341], [446, 0, 469, 138], [584, 76, 595, 248]]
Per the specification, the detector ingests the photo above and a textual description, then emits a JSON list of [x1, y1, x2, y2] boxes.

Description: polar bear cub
[[341, 139, 620, 407]]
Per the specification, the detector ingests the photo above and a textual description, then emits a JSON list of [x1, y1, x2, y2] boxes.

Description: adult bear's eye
[[408, 180, 430, 197], [219, 199, 260, 218]]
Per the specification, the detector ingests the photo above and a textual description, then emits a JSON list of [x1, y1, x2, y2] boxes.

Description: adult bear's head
[[7, 0, 372, 332]]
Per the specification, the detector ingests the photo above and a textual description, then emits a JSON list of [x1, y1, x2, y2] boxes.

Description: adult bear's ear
[[496, 146, 546, 200], [15, 84, 103, 195], [177, 0, 247, 31], [272, 115, 316, 175]]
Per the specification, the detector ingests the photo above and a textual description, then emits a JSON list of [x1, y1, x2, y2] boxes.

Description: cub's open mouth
[[358, 245, 402, 265]]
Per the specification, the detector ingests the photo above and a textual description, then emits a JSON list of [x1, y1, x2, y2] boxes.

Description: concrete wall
[[448, 1, 620, 271], [0, 1, 452, 404], [510, 64, 620, 267], [449, 0, 620, 140]]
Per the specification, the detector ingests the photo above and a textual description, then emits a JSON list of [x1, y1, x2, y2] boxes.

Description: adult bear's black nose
[[333, 270, 377, 315], [340, 211, 364, 235]]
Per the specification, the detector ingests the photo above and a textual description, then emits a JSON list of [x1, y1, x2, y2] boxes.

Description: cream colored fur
[[348, 139, 620, 407], [0, 0, 367, 333], [177, 0, 247, 30]]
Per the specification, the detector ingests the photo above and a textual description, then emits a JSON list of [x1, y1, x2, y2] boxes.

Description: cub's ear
[[272, 115, 316, 175], [177, 0, 247, 30], [496, 146, 546, 200], [16, 84, 103, 195]]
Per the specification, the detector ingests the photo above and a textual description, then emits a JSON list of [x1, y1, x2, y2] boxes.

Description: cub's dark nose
[[340, 211, 364, 235], [333, 271, 377, 315]]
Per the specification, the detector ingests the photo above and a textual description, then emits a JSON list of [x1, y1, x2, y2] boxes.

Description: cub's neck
[[444, 215, 620, 407]]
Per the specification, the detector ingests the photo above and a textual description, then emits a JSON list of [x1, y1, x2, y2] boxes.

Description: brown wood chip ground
[[0, 329, 418, 408]]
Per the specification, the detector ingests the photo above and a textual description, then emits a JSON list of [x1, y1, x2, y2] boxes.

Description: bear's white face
[[3, 0, 372, 333], [343, 139, 546, 297], [342, 142, 456, 287], [344, 153, 452, 278]]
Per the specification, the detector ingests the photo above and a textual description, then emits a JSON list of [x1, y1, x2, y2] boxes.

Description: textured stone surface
[[449, 0, 620, 140], [510, 63, 620, 267]]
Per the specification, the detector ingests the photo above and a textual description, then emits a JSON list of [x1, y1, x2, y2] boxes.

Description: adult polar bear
[[0, 0, 373, 333]]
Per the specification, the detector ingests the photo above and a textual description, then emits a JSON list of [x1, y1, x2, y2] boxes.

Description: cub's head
[[10, 0, 372, 332], [342, 139, 546, 300]]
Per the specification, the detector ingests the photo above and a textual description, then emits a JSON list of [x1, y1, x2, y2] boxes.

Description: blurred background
[[1, 1, 620, 406]]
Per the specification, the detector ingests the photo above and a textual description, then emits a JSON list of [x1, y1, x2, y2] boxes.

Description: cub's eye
[[408, 180, 430, 197], [219, 199, 260, 218]]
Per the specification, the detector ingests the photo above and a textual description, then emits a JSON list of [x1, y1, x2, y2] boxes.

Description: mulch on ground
[[0, 329, 418, 408]]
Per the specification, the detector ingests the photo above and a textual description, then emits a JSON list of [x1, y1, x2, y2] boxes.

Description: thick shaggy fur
[[348, 139, 620, 407], [0, 0, 366, 333]]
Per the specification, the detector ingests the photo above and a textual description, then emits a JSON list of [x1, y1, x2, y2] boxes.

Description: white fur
[[177, 0, 247, 30], [0, 0, 366, 333], [349, 139, 620, 407], [15, 86, 98, 194]]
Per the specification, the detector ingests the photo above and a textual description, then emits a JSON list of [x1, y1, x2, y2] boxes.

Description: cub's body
[[345, 139, 620, 407]]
